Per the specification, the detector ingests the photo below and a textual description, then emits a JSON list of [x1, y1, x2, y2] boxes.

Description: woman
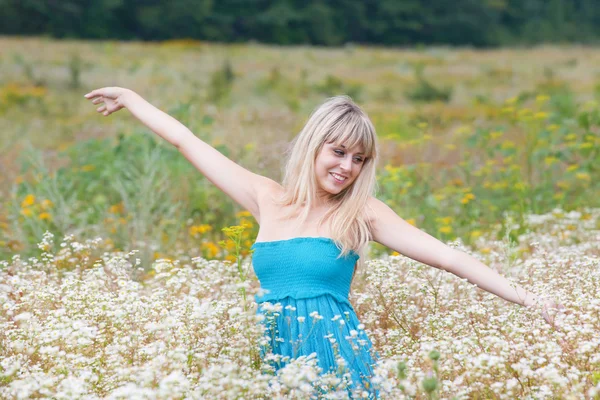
[[84, 88, 565, 397]]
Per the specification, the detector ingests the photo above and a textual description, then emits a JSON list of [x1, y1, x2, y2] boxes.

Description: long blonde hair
[[276, 95, 379, 262]]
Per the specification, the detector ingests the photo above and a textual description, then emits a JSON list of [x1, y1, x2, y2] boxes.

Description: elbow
[[173, 130, 194, 150]]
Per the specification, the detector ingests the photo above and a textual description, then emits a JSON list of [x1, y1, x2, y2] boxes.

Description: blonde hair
[[276, 95, 379, 264]]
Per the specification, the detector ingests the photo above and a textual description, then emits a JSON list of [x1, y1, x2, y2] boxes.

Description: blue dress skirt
[[251, 237, 380, 398]]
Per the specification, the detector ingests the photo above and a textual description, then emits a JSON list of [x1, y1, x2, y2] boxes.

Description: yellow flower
[[20, 208, 33, 217], [579, 142, 593, 149], [225, 255, 237, 263], [517, 108, 532, 118], [224, 240, 236, 252], [444, 143, 456, 150], [535, 94, 550, 103], [417, 122, 428, 129], [534, 112, 548, 120], [556, 181, 569, 190], [505, 96, 518, 104], [236, 210, 252, 218], [456, 125, 472, 135], [439, 226, 452, 234], [489, 131, 503, 139], [405, 218, 416, 226], [514, 182, 527, 191], [576, 172, 590, 181], [480, 247, 491, 254], [564, 133, 577, 141], [38, 212, 52, 221], [566, 164, 579, 172], [437, 216, 453, 225], [423, 134, 433, 141], [15, 175, 24, 184], [501, 140, 515, 149], [470, 230, 482, 239], [201, 241, 219, 258], [461, 193, 475, 204], [547, 124, 559, 132], [109, 203, 124, 214], [544, 156, 559, 166], [390, 251, 400, 256], [21, 194, 35, 208], [41, 199, 53, 210], [189, 224, 212, 236], [81, 165, 96, 172], [240, 220, 253, 229]]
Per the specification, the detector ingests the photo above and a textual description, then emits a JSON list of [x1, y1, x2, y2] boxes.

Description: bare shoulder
[[256, 176, 283, 199], [365, 196, 388, 223]]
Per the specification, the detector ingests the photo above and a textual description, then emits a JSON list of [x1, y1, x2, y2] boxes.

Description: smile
[[330, 172, 347, 183]]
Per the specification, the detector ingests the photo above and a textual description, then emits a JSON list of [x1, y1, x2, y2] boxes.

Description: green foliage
[[314, 75, 363, 102], [67, 52, 88, 89], [208, 59, 235, 105], [4, 132, 240, 264], [3, 0, 600, 46], [13, 53, 46, 87], [405, 64, 452, 103], [255, 67, 309, 111]]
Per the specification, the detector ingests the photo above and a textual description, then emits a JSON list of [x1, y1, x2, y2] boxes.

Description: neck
[[313, 190, 334, 208]]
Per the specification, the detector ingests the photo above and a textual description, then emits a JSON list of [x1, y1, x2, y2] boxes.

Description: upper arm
[[367, 197, 457, 271], [176, 131, 270, 220]]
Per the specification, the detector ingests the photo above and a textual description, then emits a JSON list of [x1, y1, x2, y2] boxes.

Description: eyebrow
[[339, 144, 365, 155]]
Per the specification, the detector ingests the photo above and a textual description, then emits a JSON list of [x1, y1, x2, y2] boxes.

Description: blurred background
[[1, 0, 599, 266]]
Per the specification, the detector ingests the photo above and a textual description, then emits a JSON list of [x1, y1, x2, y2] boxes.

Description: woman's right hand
[[84, 87, 132, 116]]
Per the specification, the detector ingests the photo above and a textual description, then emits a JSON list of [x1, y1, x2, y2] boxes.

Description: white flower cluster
[[1, 207, 599, 398]]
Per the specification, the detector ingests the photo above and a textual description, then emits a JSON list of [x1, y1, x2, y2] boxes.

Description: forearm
[[122, 90, 190, 147], [445, 250, 542, 308]]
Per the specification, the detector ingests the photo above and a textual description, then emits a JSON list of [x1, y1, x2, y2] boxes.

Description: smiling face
[[314, 141, 366, 198]]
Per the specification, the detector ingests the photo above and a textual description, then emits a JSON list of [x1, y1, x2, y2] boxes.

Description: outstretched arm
[[84, 87, 270, 219], [367, 197, 565, 327]]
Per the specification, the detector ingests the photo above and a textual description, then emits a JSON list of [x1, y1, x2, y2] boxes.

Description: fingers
[[84, 87, 112, 99], [84, 89, 101, 99]]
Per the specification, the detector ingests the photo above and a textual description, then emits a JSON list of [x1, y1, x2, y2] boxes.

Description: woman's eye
[[334, 150, 344, 156], [354, 158, 364, 163]]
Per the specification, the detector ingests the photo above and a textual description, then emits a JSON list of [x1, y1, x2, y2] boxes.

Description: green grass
[[1, 38, 599, 262]]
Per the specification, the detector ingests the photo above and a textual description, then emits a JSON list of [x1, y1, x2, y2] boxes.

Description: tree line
[[1, 0, 599, 47]]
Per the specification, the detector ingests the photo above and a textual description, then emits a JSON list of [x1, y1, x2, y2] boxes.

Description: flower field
[[0, 38, 599, 398], [1, 209, 598, 398]]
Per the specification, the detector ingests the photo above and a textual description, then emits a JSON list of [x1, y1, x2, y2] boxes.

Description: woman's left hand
[[540, 298, 567, 329]]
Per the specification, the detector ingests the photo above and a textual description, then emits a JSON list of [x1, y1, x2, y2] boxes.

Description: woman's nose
[[340, 156, 352, 171]]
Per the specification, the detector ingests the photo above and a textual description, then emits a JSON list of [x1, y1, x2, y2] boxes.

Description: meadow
[[0, 37, 599, 398]]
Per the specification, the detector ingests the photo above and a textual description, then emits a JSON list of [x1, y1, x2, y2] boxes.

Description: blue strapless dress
[[251, 237, 380, 398]]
